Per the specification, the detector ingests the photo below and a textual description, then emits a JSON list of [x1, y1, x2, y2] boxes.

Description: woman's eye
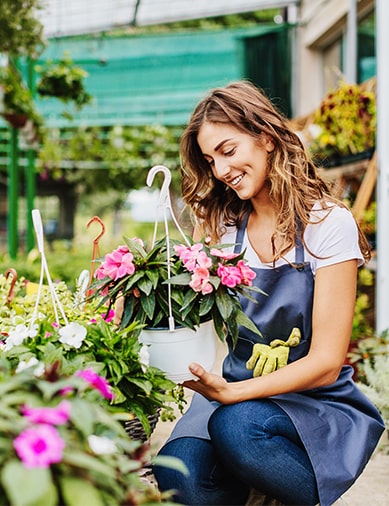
[[224, 148, 236, 157]]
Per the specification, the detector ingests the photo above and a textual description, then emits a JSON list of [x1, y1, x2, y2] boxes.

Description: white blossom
[[88, 435, 117, 455], [16, 357, 45, 376], [4, 324, 36, 351], [58, 322, 87, 349], [139, 345, 150, 372]]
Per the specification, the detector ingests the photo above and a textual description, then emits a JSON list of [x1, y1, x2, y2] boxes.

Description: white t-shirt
[[220, 204, 364, 276]]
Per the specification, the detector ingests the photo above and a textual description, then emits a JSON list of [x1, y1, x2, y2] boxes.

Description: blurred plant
[[0, 0, 46, 58], [308, 81, 376, 162], [351, 267, 374, 342], [357, 352, 389, 428], [348, 330, 389, 385], [0, 357, 182, 505], [36, 53, 93, 115]]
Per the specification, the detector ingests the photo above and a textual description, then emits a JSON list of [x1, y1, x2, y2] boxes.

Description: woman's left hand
[[182, 363, 239, 404]]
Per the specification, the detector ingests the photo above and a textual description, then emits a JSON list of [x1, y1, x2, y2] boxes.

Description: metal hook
[[87, 216, 106, 244], [5, 268, 18, 306]]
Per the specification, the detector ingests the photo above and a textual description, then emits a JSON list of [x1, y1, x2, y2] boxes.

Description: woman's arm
[[183, 259, 358, 404]]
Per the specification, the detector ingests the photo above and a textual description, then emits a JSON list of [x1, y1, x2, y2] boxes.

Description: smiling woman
[[153, 80, 385, 506]]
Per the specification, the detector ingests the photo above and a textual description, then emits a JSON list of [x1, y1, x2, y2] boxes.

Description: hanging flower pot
[[139, 319, 218, 383]]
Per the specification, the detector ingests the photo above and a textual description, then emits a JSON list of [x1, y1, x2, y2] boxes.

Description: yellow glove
[[246, 327, 301, 377]]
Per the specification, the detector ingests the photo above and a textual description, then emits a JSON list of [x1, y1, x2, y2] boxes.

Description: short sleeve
[[304, 205, 364, 271]]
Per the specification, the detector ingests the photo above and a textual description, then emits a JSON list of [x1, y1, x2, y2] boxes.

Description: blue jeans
[[154, 399, 319, 505]]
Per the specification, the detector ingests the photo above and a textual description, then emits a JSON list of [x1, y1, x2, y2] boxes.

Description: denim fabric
[[154, 400, 319, 505]]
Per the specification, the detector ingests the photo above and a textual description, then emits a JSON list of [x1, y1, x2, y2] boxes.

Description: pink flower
[[22, 401, 71, 425], [217, 264, 243, 288], [189, 267, 214, 295], [210, 248, 239, 260], [76, 369, 114, 400], [237, 260, 256, 286], [174, 243, 203, 271], [96, 245, 135, 281], [101, 309, 115, 322], [14, 424, 65, 468]]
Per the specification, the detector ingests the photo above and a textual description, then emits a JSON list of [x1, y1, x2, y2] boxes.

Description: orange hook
[[5, 268, 18, 306], [86, 216, 106, 297]]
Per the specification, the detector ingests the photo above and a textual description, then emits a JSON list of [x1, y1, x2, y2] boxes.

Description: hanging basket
[[124, 410, 161, 442]]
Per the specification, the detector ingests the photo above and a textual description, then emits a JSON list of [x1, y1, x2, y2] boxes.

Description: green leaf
[[215, 290, 235, 319], [59, 476, 105, 506], [1, 459, 57, 506], [140, 292, 156, 320], [235, 309, 263, 338], [62, 450, 116, 479]]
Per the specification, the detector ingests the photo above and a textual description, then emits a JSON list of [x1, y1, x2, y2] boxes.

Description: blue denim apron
[[168, 216, 385, 506]]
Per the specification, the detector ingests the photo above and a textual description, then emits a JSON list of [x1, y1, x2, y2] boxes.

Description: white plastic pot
[[138, 320, 218, 383]]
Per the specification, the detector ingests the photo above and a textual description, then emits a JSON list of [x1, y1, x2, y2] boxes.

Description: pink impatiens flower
[[237, 260, 256, 286], [210, 248, 239, 261], [189, 267, 214, 295], [22, 400, 71, 425], [14, 424, 65, 468], [174, 243, 204, 272], [95, 245, 135, 281], [217, 264, 243, 288], [76, 368, 114, 400]]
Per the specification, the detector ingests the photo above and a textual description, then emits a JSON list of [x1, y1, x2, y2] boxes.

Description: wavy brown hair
[[180, 80, 371, 263]]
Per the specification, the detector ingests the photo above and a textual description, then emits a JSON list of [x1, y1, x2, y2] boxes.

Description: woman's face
[[197, 122, 274, 202]]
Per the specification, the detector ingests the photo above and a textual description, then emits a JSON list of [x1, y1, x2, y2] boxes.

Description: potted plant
[[1, 272, 184, 439], [307, 80, 376, 167], [36, 53, 92, 109], [0, 63, 43, 130], [0, 355, 179, 505]]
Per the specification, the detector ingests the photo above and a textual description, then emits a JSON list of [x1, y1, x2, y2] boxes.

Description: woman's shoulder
[[305, 202, 363, 268]]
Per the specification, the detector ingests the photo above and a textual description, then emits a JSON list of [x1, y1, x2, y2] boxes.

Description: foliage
[[0, 0, 46, 58], [92, 236, 264, 347], [357, 353, 389, 428], [0, 274, 185, 435], [351, 267, 374, 342], [37, 124, 183, 195], [0, 357, 181, 505], [36, 53, 93, 114], [308, 81, 376, 162], [348, 330, 389, 385], [0, 63, 43, 132]]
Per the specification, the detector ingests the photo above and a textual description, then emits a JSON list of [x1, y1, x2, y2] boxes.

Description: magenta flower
[[237, 260, 256, 286], [101, 309, 115, 322], [76, 368, 114, 400], [217, 264, 243, 288], [22, 400, 71, 425], [14, 424, 65, 468], [95, 245, 135, 281]]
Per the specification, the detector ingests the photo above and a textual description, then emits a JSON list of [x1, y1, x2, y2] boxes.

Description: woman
[[153, 81, 384, 506]]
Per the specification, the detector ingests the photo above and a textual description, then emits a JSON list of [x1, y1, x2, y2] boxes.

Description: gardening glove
[[246, 327, 301, 377]]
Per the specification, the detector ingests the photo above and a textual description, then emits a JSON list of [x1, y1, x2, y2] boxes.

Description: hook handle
[[5, 268, 17, 306], [87, 216, 106, 243]]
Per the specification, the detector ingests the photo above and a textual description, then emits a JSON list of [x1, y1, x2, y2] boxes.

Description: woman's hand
[[182, 363, 239, 404]]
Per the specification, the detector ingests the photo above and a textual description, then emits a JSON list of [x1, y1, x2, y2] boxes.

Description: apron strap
[[233, 214, 305, 264]]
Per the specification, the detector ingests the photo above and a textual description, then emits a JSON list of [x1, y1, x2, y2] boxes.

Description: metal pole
[[376, 0, 389, 333], [25, 57, 36, 251], [345, 0, 357, 83], [7, 127, 19, 259]]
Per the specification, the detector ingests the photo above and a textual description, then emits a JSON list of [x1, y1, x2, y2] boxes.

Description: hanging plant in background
[[307, 79, 376, 166], [0, 63, 43, 137], [36, 53, 93, 118]]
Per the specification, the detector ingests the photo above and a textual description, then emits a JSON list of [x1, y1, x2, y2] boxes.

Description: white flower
[[88, 435, 117, 455], [16, 357, 45, 376], [4, 324, 31, 351], [58, 322, 87, 349]]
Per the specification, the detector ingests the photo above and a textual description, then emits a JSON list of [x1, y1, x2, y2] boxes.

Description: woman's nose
[[213, 160, 230, 180]]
